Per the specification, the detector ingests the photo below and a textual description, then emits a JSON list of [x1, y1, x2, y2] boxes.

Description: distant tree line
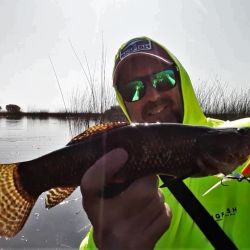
[[1, 104, 22, 113]]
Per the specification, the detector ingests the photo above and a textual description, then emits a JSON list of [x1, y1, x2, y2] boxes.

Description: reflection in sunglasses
[[117, 68, 178, 103]]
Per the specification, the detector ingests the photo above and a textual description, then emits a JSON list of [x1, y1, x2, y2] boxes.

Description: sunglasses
[[116, 67, 178, 102]]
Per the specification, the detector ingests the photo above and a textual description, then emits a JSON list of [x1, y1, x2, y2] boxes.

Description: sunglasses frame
[[116, 65, 180, 103]]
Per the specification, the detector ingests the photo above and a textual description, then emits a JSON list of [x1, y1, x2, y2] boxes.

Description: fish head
[[196, 127, 250, 176]]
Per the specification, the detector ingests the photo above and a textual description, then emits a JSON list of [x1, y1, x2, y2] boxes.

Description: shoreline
[[0, 111, 102, 119], [0, 111, 248, 121], [0, 110, 127, 121]]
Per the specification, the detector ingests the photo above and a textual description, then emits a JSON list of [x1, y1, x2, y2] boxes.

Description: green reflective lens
[[126, 80, 144, 102], [152, 69, 176, 89], [117, 68, 177, 102]]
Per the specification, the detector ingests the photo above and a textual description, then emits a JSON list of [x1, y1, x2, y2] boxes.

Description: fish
[[0, 121, 250, 238]]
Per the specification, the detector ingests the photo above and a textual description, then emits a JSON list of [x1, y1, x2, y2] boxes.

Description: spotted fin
[[67, 121, 128, 145], [45, 187, 76, 209], [0, 163, 36, 237]]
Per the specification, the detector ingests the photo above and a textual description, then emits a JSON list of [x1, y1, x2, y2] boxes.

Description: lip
[[142, 97, 180, 123], [148, 104, 167, 116]]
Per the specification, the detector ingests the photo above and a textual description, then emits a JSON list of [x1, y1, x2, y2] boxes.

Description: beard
[[141, 97, 183, 123]]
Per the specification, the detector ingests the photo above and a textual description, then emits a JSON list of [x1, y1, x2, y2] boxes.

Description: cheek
[[125, 102, 144, 122], [168, 87, 183, 108]]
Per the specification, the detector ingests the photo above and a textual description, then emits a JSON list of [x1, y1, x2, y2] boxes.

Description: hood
[[113, 36, 221, 126]]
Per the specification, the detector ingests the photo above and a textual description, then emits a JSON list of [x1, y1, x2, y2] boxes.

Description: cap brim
[[113, 52, 173, 85]]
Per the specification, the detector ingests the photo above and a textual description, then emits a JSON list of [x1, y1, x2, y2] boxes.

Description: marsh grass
[[1, 80, 248, 122], [3, 43, 248, 123], [68, 39, 116, 123], [68, 43, 250, 122], [195, 79, 250, 120], [67, 76, 250, 122]]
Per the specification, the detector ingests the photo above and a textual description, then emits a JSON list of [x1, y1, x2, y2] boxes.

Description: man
[[80, 37, 250, 249]]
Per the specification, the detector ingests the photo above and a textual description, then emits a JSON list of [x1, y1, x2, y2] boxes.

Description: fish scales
[[16, 123, 205, 196], [0, 122, 250, 237], [114, 125, 202, 179]]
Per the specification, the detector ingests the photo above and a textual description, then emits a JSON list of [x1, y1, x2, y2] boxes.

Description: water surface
[[0, 117, 92, 249]]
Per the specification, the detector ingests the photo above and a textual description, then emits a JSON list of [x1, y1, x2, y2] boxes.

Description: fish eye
[[237, 127, 250, 135]]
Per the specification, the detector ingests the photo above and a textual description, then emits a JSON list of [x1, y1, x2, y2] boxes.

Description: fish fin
[[0, 163, 36, 237], [45, 187, 76, 209], [67, 121, 128, 145]]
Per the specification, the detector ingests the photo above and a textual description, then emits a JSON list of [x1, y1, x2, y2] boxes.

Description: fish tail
[[0, 163, 36, 237]]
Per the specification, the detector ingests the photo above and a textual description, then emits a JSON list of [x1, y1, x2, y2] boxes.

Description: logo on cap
[[120, 39, 152, 60]]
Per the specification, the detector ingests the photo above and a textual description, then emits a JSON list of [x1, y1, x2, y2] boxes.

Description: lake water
[[0, 117, 95, 249]]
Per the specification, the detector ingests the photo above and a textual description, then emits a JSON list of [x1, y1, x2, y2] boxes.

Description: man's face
[[115, 55, 184, 123]]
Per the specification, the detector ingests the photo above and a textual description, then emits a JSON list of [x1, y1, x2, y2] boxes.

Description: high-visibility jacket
[[80, 37, 250, 249]]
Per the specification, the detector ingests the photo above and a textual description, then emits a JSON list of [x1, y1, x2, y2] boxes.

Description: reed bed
[[194, 79, 250, 120], [2, 42, 249, 123], [67, 39, 116, 123], [1, 82, 249, 122], [67, 78, 250, 122], [67, 43, 250, 121]]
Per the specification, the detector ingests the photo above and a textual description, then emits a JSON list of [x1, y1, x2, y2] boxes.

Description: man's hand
[[80, 148, 172, 250]]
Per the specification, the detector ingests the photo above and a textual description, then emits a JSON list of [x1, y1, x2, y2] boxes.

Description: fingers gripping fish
[[0, 122, 250, 237]]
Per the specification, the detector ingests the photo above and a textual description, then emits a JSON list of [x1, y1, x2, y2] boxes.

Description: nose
[[144, 80, 162, 102]]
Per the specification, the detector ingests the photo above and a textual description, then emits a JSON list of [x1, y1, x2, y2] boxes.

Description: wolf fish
[[0, 122, 250, 237]]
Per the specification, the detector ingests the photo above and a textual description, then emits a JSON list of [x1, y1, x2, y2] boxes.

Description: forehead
[[116, 55, 174, 84]]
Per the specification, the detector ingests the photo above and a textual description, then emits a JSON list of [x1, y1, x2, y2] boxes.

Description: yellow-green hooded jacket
[[80, 37, 250, 249]]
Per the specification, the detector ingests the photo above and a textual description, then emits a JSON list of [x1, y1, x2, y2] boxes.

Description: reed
[[68, 39, 116, 121], [194, 79, 250, 120]]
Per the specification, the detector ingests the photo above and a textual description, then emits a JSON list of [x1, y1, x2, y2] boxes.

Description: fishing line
[[49, 55, 68, 113], [48, 55, 73, 136]]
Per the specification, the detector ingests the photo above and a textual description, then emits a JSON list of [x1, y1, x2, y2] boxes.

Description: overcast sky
[[0, 0, 249, 111]]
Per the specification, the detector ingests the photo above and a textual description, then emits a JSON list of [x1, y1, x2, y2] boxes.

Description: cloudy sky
[[0, 0, 249, 111]]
